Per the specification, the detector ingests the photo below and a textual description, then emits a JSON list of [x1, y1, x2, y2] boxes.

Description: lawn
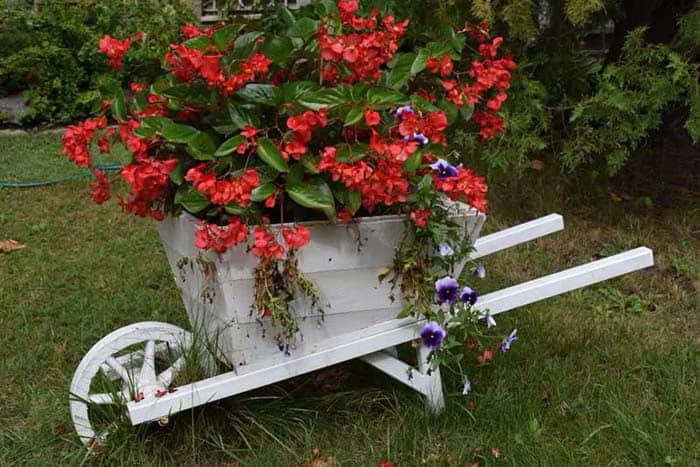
[[0, 133, 698, 466]]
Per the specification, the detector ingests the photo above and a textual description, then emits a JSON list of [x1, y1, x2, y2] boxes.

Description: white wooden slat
[[360, 351, 430, 394], [474, 247, 654, 315], [127, 247, 653, 424], [470, 214, 564, 259]]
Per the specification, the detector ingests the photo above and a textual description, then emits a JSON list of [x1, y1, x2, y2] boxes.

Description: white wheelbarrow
[[69, 211, 654, 448]]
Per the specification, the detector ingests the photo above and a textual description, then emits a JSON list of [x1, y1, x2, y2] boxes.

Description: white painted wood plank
[[470, 214, 564, 259], [127, 321, 421, 424], [473, 247, 654, 315], [361, 351, 429, 394]]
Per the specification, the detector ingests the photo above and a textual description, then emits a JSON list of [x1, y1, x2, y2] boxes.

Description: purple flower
[[395, 105, 414, 121], [482, 314, 496, 328], [461, 379, 472, 395], [430, 159, 458, 179], [473, 263, 486, 279], [438, 243, 454, 257], [435, 276, 459, 304], [499, 329, 518, 352], [420, 321, 446, 349], [414, 132, 429, 146], [460, 286, 478, 305]]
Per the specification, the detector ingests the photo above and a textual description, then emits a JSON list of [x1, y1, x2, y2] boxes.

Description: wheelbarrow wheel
[[69, 322, 193, 449]]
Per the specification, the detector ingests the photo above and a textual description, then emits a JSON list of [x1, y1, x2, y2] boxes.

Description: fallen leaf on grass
[[0, 239, 26, 253], [530, 159, 544, 170], [491, 447, 501, 458]]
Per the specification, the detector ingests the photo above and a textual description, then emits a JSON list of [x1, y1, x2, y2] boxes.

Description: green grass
[[1, 133, 699, 466]]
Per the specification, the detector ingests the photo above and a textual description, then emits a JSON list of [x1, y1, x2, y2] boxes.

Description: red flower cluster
[[60, 117, 108, 168], [181, 23, 213, 40], [436, 25, 516, 141], [194, 217, 248, 253], [409, 209, 431, 227], [317, 1, 408, 83], [426, 54, 453, 77], [251, 227, 285, 260], [90, 169, 111, 204], [317, 147, 408, 211], [185, 165, 260, 207], [432, 167, 488, 212], [397, 110, 448, 146], [472, 110, 505, 141], [98, 35, 131, 69], [281, 225, 311, 249], [283, 109, 328, 160], [165, 44, 271, 97], [119, 158, 178, 219]]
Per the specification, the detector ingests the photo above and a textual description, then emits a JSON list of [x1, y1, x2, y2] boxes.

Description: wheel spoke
[[88, 393, 120, 405], [157, 356, 186, 387], [139, 340, 156, 384], [105, 356, 131, 383]]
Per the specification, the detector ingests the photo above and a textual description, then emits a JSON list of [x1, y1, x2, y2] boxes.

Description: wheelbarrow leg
[[360, 344, 445, 413]]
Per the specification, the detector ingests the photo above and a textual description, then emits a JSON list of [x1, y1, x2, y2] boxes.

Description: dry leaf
[[491, 447, 501, 458], [0, 239, 26, 253], [469, 461, 480, 467], [530, 159, 544, 170]]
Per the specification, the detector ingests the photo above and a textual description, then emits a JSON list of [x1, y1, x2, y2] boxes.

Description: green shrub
[[0, 0, 194, 126]]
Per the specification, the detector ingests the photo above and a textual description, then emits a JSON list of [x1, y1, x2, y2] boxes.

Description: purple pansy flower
[[499, 329, 518, 352], [473, 263, 486, 279], [420, 321, 446, 349], [404, 132, 429, 146], [438, 243, 454, 257], [430, 159, 459, 179], [460, 286, 478, 305], [395, 105, 414, 121], [461, 379, 472, 395], [482, 314, 496, 328], [435, 276, 460, 304]]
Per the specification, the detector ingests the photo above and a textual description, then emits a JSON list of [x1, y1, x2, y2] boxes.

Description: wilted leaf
[[0, 239, 26, 253], [530, 159, 544, 170]]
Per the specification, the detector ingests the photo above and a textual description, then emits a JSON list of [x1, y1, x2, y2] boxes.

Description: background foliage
[[399, 0, 700, 179], [0, 0, 194, 125]]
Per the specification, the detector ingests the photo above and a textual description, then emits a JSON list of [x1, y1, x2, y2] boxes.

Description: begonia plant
[[60, 0, 518, 381]]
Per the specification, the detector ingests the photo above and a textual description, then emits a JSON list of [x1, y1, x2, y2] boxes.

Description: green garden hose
[[0, 163, 122, 188]]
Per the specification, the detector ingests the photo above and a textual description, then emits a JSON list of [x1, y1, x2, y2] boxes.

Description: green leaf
[[346, 190, 361, 214], [187, 132, 217, 160], [366, 87, 407, 107], [256, 137, 289, 172], [110, 89, 126, 121], [440, 99, 459, 125], [227, 101, 257, 130], [161, 83, 213, 105], [213, 24, 242, 50], [287, 176, 335, 210], [236, 84, 281, 105], [300, 154, 320, 173], [402, 150, 423, 174], [175, 185, 210, 213], [215, 135, 246, 157], [344, 107, 364, 126], [300, 85, 352, 110], [387, 52, 416, 89], [261, 36, 295, 64], [162, 122, 200, 143], [411, 48, 431, 75], [183, 36, 211, 50], [232, 31, 264, 58], [289, 17, 318, 38], [460, 104, 475, 122], [169, 162, 186, 185], [282, 81, 321, 103], [224, 202, 247, 216], [335, 144, 368, 162], [250, 183, 276, 202]]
